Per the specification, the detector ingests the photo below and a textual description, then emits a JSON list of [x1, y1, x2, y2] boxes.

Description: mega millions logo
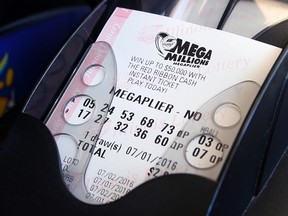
[[155, 32, 212, 68]]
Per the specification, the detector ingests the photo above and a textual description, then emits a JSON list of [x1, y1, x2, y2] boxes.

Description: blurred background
[[0, 0, 91, 26], [0, 0, 95, 143]]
